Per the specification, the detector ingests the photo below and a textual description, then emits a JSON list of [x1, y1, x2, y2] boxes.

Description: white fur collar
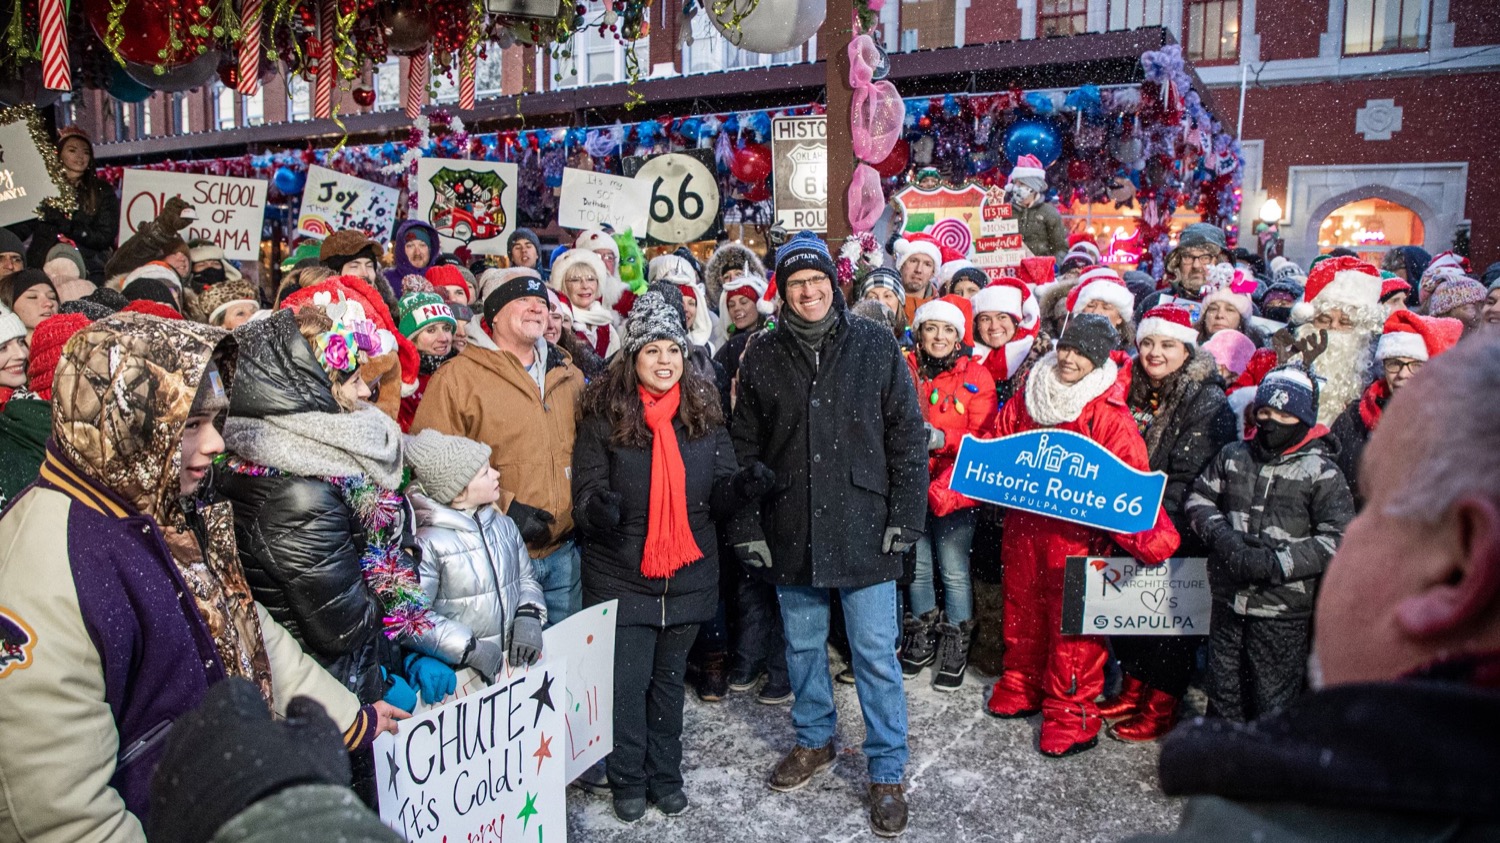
[[1025, 351, 1119, 425], [975, 335, 1036, 380]]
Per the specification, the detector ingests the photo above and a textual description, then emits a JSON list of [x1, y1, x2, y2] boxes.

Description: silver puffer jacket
[[407, 492, 548, 664]]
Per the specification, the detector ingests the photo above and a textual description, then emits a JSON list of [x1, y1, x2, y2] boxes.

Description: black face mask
[[195, 267, 227, 287], [1262, 305, 1291, 323], [1254, 418, 1310, 455]]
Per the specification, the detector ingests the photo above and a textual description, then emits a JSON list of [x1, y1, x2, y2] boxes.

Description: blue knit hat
[[1254, 365, 1319, 427], [774, 231, 836, 291]]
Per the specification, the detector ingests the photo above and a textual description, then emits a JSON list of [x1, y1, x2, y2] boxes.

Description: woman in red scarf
[[572, 289, 774, 823]]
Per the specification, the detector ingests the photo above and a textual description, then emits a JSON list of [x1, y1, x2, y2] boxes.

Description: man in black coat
[[731, 231, 928, 838]]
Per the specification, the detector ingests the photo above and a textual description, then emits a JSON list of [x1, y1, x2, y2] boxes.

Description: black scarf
[[917, 347, 961, 380], [781, 306, 838, 352]]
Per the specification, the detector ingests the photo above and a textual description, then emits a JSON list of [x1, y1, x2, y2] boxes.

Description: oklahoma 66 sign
[[631, 151, 721, 245]]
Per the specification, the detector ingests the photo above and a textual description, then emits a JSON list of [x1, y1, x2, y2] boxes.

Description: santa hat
[[1066, 266, 1135, 316], [1007, 154, 1047, 187], [1200, 264, 1258, 319], [1292, 256, 1382, 323], [911, 294, 974, 348], [575, 229, 619, 258], [722, 273, 774, 316], [1016, 256, 1056, 288], [547, 249, 610, 295], [1137, 304, 1200, 347], [1376, 310, 1465, 362], [894, 233, 942, 270], [971, 278, 1040, 331], [937, 246, 973, 290]]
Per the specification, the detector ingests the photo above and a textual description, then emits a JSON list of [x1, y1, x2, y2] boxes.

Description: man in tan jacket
[[411, 275, 586, 624]]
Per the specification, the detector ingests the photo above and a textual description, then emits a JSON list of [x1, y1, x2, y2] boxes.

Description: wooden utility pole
[[824, 0, 856, 245]]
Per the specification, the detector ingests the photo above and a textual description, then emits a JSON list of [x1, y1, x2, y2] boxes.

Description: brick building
[[77, 0, 1500, 267]]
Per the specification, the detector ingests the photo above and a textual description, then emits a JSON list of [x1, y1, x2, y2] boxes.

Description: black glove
[[733, 461, 777, 500], [508, 607, 545, 668], [882, 526, 921, 555], [1210, 524, 1248, 562], [584, 489, 623, 530], [734, 540, 772, 569], [148, 678, 350, 843], [508, 502, 556, 545]]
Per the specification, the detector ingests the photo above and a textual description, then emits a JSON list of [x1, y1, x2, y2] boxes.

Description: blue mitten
[[404, 654, 458, 705], [383, 670, 418, 712]]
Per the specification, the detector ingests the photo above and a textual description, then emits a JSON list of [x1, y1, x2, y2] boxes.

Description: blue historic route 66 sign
[[949, 431, 1167, 534]]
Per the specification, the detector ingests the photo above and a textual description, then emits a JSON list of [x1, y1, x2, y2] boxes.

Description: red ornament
[[873, 138, 909, 178], [730, 143, 772, 184], [86, 0, 206, 67], [743, 182, 770, 202], [353, 86, 376, 107], [918, 116, 932, 130]]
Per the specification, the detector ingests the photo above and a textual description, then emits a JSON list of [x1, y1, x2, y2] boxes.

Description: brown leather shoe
[[869, 783, 909, 837], [767, 743, 835, 792]]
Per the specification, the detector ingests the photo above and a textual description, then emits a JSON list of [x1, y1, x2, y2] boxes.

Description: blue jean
[[910, 508, 978, 622], [777, 582, 908, 784], [532, 540, 581, 627]]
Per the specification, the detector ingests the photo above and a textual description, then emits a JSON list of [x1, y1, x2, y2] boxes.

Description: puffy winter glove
[[148, 677, 351, 843], [404, 654, 458, 706], [464, 638, 506, 683], [508, 502, 556, 545], [382, 669, 417, 713], [733, 461, 777, 500], [585, 489, 623, 530], [1213, 540, 1281, 586], [734, 540, 772, 569], [882, 526, 921, 555], [925, 423, 946, 452], [509, 609, 545, 668]]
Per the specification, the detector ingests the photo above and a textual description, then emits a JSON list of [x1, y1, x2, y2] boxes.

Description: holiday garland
[[215, 454, 434, 641]]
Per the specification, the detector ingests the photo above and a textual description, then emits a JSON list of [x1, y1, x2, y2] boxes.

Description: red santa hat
[[911, 294, 974, 348], [1007, 154, 1047, 186], [1016, 256, 1056, 288], [894, 233, 942, 270], [1066, 266, 1135, 317], [722, 273, 774, 316], [937, 246, 972, 289], [1137, 304, 1200, 347], [971, 278, 1040, 378], [575, 228, 619, 258], [1375, 310, 1465, 362], [1291, 256, 1382, 323], [1200, 264, 1258, 319]]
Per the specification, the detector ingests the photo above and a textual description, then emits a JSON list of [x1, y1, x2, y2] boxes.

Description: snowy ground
[[565, 665, 1183, 842]]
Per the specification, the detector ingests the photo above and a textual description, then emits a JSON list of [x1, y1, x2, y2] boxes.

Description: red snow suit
[[985, 367, 1180, 753], [907, 352, 998, 517]]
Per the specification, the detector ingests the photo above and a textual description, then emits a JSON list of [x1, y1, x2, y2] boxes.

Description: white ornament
[[708, 0, 824, 55]]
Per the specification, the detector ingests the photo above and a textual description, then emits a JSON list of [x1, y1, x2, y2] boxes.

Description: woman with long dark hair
[[23, 127, 120, 282], [572, 290, 772, 823]]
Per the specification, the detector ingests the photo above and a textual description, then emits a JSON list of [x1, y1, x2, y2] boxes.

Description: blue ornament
[[678, 117, 701, 141], [272, 166, 305, 196], [106, 64, 152, 104], [1003, 120, 1062, 166]]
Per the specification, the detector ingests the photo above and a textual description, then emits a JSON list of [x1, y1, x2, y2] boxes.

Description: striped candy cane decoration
[[237, 0, 263, 95], [314, 0, 335, 118], [458, 47, 476, 110], [39, 0, 70, 91], [405, 51, 428, 119]]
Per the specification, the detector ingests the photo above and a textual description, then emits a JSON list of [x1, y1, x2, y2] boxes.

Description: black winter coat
[[1126, 351, 1237, 555], [730, 310, 928, 588], [1327, 387, 1384, 509], [572, 411, 739, 628], [22, 175, 120, 282]]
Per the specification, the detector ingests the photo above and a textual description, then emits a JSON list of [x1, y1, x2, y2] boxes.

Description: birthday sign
[[296, 165, 399, 242], [557, 168, 649, 234], [375, 654, 567, 842], [118, 170, 267, 261], [949, 431, 1166, 534], [1062, 556, 1211, 636]]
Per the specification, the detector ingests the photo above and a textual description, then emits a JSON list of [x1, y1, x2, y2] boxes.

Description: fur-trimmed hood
[[703, 242, 767, 307], [1126, 348, 1224, 463]]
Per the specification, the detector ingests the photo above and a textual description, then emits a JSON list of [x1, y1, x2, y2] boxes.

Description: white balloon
[[709, 0, 825, 55]]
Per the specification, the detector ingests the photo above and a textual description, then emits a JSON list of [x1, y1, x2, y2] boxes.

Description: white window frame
[[288, 76, 312, 121], [555, 25, 650, 88], [680, 12, 810, 75], [375, 58, 402, 111]]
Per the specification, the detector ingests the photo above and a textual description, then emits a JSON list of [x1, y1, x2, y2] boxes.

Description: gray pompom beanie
[[623, 289, 690, 357], [404, 429, 494, 506]]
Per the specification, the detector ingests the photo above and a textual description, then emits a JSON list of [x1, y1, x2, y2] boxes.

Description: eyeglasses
[[1382, 359, 1423, 375], [1180, 252, 1219, 266], [785, 273, 831, 289]]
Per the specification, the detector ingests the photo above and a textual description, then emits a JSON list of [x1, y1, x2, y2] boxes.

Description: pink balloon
[[851, 80, 902, 163], [847, 163, 885, 233], [847, 34, 879, 89]]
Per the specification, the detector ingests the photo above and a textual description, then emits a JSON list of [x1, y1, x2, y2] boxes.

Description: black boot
[[696, 651, 728, 702], [932, 619, 976, 691], [899, 609, 942, 678]]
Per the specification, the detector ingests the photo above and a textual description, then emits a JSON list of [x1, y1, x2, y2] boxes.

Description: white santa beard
[[1297, 322, 1377, 426]]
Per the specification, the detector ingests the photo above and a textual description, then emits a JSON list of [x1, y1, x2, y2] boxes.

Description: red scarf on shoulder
[[639, 384, 702, 578], [1359, 378, 1392, 432]]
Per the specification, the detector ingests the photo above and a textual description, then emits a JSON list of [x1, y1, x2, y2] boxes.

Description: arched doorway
[[1284, 163, 1468, 266], [1317, 197, 1426, 266]]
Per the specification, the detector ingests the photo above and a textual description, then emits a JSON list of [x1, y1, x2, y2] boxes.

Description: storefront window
[[1318, 197, 1424, 265], [1061, 202, 1204, 270]]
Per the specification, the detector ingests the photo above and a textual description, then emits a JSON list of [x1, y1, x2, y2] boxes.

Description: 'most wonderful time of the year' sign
[[1062, 556, 1212, 635], [949, 430, 1167, 534]]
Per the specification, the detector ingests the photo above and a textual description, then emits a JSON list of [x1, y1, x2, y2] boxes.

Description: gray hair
[[1382, 333, 1500, 523]]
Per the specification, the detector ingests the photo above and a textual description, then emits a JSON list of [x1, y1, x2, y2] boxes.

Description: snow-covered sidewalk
[[566, 670, 1183, 842]]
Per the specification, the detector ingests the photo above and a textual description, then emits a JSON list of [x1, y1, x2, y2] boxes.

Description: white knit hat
[[0, 306, 25, 347], [648, 254, 698, 286], [575, 229, 619, 258]]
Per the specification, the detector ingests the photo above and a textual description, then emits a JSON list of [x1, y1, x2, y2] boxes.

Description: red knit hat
[[1137, 304, 1199, 347], [1380, 276, 1412, 303], [27, 313, 91, 402], [121, 300, 185, 321], [1375, 310, 1464, 362], [425, 265, 472, 303]]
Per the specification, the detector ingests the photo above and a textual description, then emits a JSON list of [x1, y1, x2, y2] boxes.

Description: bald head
[[1313, 333, 1500, 687]]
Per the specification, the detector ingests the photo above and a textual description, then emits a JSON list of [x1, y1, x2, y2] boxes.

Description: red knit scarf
[[639, 384, 702, 578], [1359, 378, 1391, 431]]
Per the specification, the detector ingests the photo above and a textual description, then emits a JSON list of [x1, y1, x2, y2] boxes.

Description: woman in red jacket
[[899, 295, 997, 692], [984, 313, 1180, 757]]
